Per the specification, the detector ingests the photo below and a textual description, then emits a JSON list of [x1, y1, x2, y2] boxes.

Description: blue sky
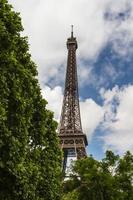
[[9, 0, 133, 159]]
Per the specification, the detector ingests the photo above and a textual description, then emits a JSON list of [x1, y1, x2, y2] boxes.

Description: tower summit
[[59, 27, 88, 173]]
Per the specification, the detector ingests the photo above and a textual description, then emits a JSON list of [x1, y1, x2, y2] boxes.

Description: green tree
[[115, 151, 133, 200], [0, 0, 62, 199], [62, 151, 133, 200]]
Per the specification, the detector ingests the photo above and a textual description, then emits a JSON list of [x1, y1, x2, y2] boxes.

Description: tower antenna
[[71, 25, 74, 38]]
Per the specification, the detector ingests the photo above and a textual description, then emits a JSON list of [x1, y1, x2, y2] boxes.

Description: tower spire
[[71, 25, 73, 38], [59, 30, 88, 175]]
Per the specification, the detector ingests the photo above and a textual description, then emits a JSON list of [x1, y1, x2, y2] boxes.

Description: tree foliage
[[62, 151, 133, 200], [0, 0, 62, 199]]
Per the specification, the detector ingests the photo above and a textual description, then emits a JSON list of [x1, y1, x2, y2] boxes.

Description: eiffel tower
[[59, 26, 88, 173]]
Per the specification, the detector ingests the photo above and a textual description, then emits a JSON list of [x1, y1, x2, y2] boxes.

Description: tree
[[115, 151, 133, 200], [62, 151, 133, 200], [0, 0, 62, 199]]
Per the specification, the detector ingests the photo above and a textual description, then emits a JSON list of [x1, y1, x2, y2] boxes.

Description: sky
[[9, 0, 133, 159]]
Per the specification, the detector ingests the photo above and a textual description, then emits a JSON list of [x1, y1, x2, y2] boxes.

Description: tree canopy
[[0, 0, 62, 199], [62, 151, 133, 200]]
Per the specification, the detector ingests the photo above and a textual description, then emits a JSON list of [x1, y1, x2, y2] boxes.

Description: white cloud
[[80, 99, 104, 140], [101, 85, 133, 154], [105, 0, 133, 58], [41, 86, 63, 121], [9, 0, 133, 86]]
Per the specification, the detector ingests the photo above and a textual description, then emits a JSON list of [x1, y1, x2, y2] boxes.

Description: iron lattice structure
[[59, 28, 88, 171]]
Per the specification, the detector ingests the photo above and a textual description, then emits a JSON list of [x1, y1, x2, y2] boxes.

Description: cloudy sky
[[9, 0, 133, 159]]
